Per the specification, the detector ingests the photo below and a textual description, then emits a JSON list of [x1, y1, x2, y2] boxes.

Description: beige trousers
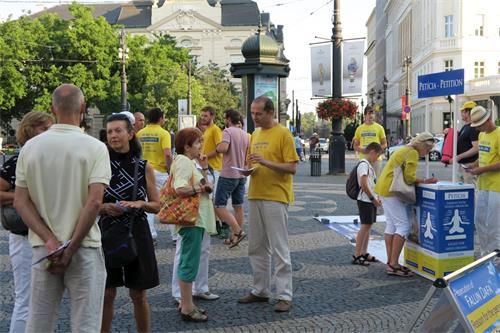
[[27, 247, 106, 333], [248, 200, 293, 301]]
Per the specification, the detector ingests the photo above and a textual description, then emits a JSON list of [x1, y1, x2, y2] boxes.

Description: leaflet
[[230, 166, 255, 172], [32, 240, 72, 265]]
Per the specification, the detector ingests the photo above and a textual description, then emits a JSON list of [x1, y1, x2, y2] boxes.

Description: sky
[[0, 0, 376, 116]]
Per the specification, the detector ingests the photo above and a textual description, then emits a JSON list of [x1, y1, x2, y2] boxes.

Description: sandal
[[178, 305, 207, 315], [386, 264, 413, 277], [228, 230, 246, 249], [352, 255, 370, 266], [180, 308, 208, 322], [362, 253, 379, 262]]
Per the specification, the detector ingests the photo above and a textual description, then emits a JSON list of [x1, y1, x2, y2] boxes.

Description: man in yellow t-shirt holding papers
[[465, 106, 500, 256], [237, 96, 298, 313]]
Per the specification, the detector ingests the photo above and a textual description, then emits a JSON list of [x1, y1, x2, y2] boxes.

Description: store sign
[[418, 69, 465, 98]]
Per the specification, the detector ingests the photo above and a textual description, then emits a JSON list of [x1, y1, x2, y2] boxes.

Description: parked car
[[386, 137, 444, 161], [318, 138, 329, 153]]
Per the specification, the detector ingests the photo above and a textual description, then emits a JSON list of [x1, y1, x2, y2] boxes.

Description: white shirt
[[356, 159, 377, 203], [16, 124, 111, 247]]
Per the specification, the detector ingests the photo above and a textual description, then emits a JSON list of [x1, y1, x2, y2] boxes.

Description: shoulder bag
[[1, 200, 28, 235], [389, 158, 416, 204], [100, 159, 140, 268], [157, 171, 199, 226]]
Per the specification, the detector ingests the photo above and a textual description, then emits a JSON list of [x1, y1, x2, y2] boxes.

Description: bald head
[[52, 84, 85, 115]]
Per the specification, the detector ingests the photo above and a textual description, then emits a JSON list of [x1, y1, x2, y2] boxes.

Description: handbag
[[157, 171, 199, 226], [1, 202, 28, 235], [100, 159, 140, 268], [389, 162, 416, 204]]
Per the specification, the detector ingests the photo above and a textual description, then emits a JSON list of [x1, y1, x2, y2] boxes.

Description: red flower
[[316, 97, 358, 121]]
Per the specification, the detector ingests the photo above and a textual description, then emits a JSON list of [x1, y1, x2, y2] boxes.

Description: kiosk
[[405, 182, 475, 279]]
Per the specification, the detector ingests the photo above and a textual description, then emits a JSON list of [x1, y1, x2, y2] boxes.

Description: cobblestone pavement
[[0, 157, 442, 332]]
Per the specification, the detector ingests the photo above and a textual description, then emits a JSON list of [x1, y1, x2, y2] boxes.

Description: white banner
[[342, 40, 364, 95], [310, 44, 332, 97]]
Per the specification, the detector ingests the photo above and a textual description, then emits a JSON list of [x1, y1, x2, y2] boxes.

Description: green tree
[[0, 4, 120, 132], [0, 4, 241, 134], [195, 61, 239, 127], [301, 112, 317, 138]]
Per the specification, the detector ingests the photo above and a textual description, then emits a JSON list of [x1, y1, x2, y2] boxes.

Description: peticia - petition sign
[[417, 69, 464, 98]]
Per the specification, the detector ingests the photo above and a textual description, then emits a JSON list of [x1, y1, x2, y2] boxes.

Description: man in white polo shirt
[[14, 84, 111, 332]]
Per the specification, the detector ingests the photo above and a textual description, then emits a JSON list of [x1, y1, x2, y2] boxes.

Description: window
[[474, 61, 485, 78], [444, 60, 453, 71], [444, 15, 453, 37], [180, 39, 192, 47], [474, 14, 484, 36]]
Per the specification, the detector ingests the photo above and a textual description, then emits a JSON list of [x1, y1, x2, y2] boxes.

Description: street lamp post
[[369, 88, 375, 106], [328, 0, 346, 174], [118, 29, 129, 112], [403, 56, 412, 137]]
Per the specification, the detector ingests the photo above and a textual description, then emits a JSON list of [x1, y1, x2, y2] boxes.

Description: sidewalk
[[0, 160, 433, 332]]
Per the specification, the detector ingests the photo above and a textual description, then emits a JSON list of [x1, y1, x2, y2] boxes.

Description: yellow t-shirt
[[248, 125, 299, 204], [202, 124, 222, 171], [137, 124, 171, 173], [477, 127, 500, 192], [374, 146, 419, 198], [354, 123, 386, 160]]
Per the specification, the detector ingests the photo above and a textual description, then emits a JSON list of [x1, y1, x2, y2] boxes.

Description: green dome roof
[[241, 27, 279, 62]]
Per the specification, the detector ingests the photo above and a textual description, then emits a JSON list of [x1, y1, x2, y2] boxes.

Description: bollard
[[310, 149, 322, 176]]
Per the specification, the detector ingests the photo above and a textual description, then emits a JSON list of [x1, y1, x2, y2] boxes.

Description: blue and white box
[[416, 182, 475, 254]]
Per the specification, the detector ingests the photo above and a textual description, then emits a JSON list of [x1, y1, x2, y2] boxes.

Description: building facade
[[368, 0, 500, 137], [33, 0, 288, 112]]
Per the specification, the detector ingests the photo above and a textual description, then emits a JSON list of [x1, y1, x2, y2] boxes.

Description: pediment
[[150, 10, 222, 31]]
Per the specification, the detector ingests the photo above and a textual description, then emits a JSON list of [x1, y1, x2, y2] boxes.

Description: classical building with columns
[[34, 0, 288, 98], [367, 0, 500, 138]]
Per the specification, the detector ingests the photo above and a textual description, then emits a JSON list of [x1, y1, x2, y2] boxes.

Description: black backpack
[[346, 161, 369, 200]]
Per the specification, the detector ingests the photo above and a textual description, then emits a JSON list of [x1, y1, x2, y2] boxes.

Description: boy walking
[[352, 142, 383, 265]]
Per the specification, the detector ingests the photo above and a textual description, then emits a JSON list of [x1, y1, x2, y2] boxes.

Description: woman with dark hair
[[0, 111, 53, 333], [99, 113, 160, 333], [169, 127, 216, 322]]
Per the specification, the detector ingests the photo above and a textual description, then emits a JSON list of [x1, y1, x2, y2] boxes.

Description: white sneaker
[[193, 292, 220, 300]]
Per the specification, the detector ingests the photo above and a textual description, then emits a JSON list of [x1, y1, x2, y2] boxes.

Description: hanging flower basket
[[316, 97, 358, 121]]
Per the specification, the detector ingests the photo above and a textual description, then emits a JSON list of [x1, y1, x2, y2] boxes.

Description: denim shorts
[[214, 176, 246, 207]]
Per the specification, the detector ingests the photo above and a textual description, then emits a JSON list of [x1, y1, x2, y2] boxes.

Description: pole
[[187, 60, 192, 115], [382, 76, 388, 130], [328, 0, 346, 174], [425, 102, 429, 178], [119, 29, 128, 112], [291, 91, 295, 130], [295, 99, 299, 132], [452, 96, 458, 183], [404, 56, 412, 137]]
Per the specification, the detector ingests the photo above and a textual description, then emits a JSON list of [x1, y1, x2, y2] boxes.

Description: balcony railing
[[467, 75, 500, 95]]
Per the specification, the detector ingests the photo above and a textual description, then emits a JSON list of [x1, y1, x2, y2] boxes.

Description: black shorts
[[105, 216, 159, 290], [357, 200, 377, 225]]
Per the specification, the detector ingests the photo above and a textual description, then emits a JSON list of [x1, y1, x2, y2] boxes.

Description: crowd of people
[[0, 84, 298, 332], [349, 103, 499, 279], [0, 83, 498, 332]]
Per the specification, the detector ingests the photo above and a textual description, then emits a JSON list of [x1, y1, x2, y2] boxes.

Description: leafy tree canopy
[[0, 4, 240, 134]]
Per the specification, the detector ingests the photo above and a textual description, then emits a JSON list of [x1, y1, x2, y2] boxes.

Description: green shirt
[[374, 146, 419, 197]]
